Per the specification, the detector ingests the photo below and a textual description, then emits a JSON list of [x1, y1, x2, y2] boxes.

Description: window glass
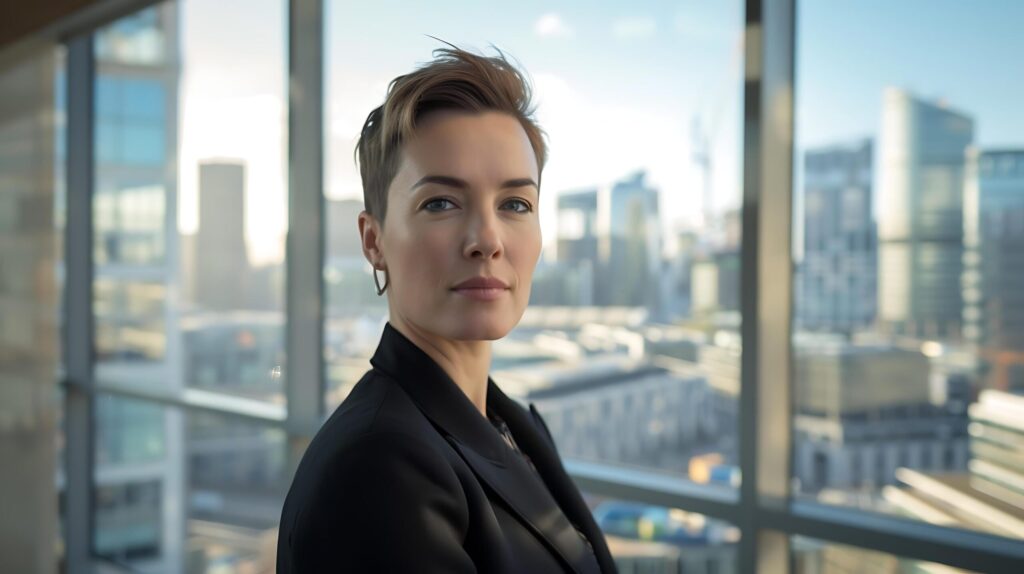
[[92, 396, 287, 570], [325, 0, 745, 485], [92, 0, 289, 408], [793, 0, 1024, 542]]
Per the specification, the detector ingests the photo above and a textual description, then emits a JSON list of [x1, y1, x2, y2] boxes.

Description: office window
[[92, 0, 289, 407], [324, 0, 745, 485], [92, 397, 287, 571], [87, 1, 288, 570], [792, 0, 1024, 542], [37, 0, 1020, 572]]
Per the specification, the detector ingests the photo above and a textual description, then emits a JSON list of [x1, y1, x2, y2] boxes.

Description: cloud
[[612, 16, 657, 40], [535, 13, 573, 38]]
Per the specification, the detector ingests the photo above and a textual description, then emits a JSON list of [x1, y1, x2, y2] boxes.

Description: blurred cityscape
[[2, 1, 1016, 573]]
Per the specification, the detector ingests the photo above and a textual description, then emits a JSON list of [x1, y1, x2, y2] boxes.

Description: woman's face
[[360, 110, 542, 341]]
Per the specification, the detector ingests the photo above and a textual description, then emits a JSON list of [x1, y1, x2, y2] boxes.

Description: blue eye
[[423, 198, 457, 212], [503, 198, 532, 213]]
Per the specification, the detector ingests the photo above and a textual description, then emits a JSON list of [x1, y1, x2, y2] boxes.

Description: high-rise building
[[92, 4, 185, 572], [598, 171, 661, 309], [196, 161, 250, 311], [877, 89, 974, 340], [963, 149, 1024, 391], [798, 139, 876, 333], [555, 188, 599, 306]]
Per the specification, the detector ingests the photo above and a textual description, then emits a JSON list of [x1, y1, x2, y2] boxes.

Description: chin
[[443, 311, 519, 341]]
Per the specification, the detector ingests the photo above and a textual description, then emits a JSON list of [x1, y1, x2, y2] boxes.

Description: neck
[[388, 316, 492, 417]]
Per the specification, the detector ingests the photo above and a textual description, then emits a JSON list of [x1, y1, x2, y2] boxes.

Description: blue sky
[[798, 0, 1024, 148]]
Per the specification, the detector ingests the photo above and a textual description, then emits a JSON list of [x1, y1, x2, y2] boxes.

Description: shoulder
[[301, 368, 438, 465], [284, 369, 463, 512]]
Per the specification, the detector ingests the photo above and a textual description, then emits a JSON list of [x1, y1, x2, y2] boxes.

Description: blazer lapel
[[369, 323, 596, 574], [490, 386, 618, 574]]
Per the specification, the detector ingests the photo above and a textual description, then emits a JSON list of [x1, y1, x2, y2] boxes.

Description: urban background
[[2, 0, 1022, 572]]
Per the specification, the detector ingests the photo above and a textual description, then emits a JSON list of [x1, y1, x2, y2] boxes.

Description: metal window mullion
[[285, 0, 325, 470], [565, 459, 742, 524], [63, 31, 96, 574], [739, 0, 796, 572], [762, 501, 1024, 573]]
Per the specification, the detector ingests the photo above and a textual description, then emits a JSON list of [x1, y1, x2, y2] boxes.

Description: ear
[[358, 210, 385, 269]]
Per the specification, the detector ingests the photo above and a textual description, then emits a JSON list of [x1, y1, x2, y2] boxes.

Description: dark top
[[277, 321, 616, 573]]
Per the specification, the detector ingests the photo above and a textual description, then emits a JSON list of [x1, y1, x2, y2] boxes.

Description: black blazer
[[277, 322, 618, 573]]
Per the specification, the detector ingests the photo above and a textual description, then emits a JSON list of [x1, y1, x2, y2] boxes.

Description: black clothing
[[277, 322, 617, 573]]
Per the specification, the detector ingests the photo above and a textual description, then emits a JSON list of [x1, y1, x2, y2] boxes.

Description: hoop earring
[[373, 267, 389, 296]]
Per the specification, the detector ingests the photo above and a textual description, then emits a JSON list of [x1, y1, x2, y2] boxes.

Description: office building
[[963, 149, 1024, 391], [556, 188, 600, 306], [91, 4, 185, 572], [792, 342, 969, 494], [877, 89, 974, 340], [799, 139, 876, 333], [598, 171, 662, 310], [195, 161, 250, 312]]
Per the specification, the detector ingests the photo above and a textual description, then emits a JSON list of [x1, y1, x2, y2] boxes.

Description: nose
[[462, 211, 503, 260]]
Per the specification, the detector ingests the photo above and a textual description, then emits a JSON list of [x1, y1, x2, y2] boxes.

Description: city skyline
[[172, 0, 1023, 266]]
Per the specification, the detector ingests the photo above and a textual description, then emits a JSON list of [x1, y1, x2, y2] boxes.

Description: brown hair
[[355, 43, 548, 225]]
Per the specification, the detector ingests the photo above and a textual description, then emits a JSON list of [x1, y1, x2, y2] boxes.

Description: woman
[[277, 45, 617, 573]]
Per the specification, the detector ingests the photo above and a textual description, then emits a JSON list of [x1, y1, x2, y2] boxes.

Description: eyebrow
[[410, 175, 538, 192]]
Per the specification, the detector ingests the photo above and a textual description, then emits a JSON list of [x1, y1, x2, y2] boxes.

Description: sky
[[173, 0, 1024, 265]]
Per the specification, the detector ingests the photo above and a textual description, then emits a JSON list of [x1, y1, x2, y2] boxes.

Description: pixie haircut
[[355, 44, 548, 225]]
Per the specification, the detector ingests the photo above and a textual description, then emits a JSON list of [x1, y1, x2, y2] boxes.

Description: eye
[[422, 197, 457, 212], [501, 198, 533, 213]]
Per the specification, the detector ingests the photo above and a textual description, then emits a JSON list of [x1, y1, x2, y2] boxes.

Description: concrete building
[[497, 353, 718, 475], [195, 161, 250, 312], [792, 342, 969, 495]]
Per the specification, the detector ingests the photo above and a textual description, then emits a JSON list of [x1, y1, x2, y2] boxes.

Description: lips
[[452, 277, 509, 290]]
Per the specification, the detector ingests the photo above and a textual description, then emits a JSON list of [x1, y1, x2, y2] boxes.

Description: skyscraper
[[92, 4, 185, 572], [556, 188, 599, 306], [196, 161, 250, 311], [877, 89, 973, 340], [963, 149, 1024, 391], [799, 138, 876, 333], [598, 170, 661, 309]]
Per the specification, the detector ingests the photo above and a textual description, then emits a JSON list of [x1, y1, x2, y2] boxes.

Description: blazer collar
[[369, 322, 606, 574]]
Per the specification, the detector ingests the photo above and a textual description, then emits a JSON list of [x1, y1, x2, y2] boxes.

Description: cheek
[[393, 225, 453, 280], [511, 225, 543, 280]]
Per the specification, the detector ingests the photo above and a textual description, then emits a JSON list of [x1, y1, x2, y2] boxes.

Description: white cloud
[[612, 16, 657, 40], [534, 13, 573, 38]]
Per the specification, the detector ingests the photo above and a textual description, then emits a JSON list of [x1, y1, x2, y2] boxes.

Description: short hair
[[355, 43, 548, 225]]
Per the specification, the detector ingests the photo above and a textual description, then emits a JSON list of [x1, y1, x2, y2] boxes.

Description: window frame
[[56, 0, 1024, 572]]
